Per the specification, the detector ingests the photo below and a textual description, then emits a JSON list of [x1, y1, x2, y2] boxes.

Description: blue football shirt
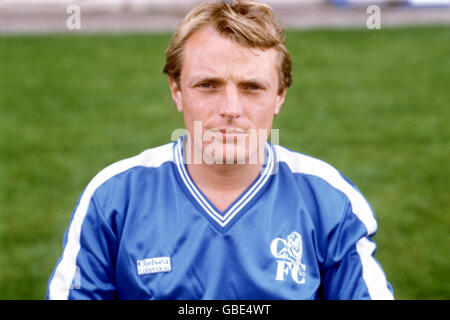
[[46, 136, 394, 299]]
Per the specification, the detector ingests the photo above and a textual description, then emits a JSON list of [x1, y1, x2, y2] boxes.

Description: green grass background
[[1, 26, 449, 299]]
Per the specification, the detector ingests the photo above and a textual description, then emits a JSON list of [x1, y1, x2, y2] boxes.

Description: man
[[47, 0, 394, 299]]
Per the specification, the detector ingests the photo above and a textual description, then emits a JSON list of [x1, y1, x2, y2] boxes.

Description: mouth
[[206, 128, 249, 144], [210, 128, 248, 135]]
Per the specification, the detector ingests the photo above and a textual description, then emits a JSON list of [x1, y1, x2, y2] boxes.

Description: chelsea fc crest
[[270, 232, 306, 284]]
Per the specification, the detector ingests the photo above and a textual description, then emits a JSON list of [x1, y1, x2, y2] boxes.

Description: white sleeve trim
[[48, 143, 174, 300], [274, 145, 393, 300]]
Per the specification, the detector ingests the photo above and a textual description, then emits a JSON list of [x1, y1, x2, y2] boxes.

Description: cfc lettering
[[270, 232, 306, 284]]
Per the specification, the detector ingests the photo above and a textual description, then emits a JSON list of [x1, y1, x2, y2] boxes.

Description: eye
[[200, 82, 211, 88], [197, 81, 219, 89], [248, 84, 261, 90], [244, 82, 264, 91]]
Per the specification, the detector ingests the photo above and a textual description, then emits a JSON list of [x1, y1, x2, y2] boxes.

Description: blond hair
[[163, 0, 292, 94]]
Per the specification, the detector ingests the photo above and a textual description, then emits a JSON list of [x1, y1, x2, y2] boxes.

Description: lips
[[210, 128, 248, 134]]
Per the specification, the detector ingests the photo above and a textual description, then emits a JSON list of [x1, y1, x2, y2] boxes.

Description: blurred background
[[1, 0, 450, 32], [0, 0, 449, 299]]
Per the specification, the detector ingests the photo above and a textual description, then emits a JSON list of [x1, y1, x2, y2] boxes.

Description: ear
[[274, 87, 287, 115], [169, 77, 183, 112]]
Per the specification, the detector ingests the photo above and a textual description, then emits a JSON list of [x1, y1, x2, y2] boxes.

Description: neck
[[182, 137, 267, 212], [187, 161, 263, 191], [183, 137, 266, 191]]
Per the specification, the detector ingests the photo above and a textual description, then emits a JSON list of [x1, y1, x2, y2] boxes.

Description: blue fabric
[[47, 139, 393, 300]]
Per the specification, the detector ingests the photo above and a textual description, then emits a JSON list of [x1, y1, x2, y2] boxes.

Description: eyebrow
[[188, 76, 223, 87], [240, 79, 270, 89], [188, 75, 270, 88]]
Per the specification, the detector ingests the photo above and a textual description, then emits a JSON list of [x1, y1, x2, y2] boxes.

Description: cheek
[[182, 93, 214, 121], [246, 98, 277, 128]]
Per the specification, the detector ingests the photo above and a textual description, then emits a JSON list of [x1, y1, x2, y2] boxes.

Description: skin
[[169, 25, 287, 212]]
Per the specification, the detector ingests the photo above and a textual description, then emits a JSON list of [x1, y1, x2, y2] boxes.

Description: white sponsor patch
[[137, 257, 171, 275]]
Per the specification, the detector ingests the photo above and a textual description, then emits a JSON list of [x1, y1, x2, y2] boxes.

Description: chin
[[200, 139, 263, 165], [211, 145, 248, 165]]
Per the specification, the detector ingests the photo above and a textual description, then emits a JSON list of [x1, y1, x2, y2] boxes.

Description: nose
[[218, 84, 242, 119]]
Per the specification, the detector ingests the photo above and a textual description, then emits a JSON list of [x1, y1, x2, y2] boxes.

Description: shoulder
[[80, 142, 175, 203], [272, 144, 377, 235], [273, 145, 352, 185]]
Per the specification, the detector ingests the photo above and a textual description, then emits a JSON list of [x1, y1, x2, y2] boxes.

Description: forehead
[[181, 26, 279, 80]]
